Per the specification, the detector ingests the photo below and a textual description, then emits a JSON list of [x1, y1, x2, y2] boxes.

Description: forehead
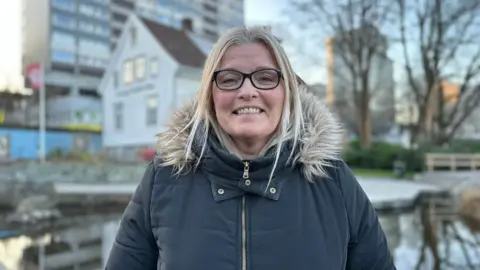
[[219, 43, 278, 71]]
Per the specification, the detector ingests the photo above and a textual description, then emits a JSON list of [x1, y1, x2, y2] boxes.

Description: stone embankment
[[0, 161, 147, 224]]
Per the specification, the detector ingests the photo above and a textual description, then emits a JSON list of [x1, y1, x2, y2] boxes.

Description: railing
[[426, 153, 480, 171]]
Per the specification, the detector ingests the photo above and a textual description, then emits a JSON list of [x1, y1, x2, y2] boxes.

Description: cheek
[[265, 89, 286, 117], [212, 90, 233, 116]]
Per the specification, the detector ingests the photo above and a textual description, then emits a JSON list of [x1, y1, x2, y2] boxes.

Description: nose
[[237, 77, 258, 100]]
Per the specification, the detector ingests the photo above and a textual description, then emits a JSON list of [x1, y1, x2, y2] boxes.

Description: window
[[90, 0, 109, 5], [146, 95, 157, 126], [51, 31, 76, 51], [135, 56, 146, 79], [114, 102, 123, 130], [203, 16, 218, 25], [150, 58, 159, 76], [130, 26, 137, 46], [79, 4, 109, 19], [74, 111, 85, 122], [78, 38, 109, 58], [123, 60, 133, 84], [203, 3, 217, 13], [51, 12, 76, 29], [52, 0, 75, 11], [78, 55, 108, 68], [79, 20, 109, 36], [203, 28, 218, 39], [51, 50, 76, 63]]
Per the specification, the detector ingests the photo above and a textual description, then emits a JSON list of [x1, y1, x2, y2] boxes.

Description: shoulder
[[149, 157, 197, 186], [317, 159, 359, 199]]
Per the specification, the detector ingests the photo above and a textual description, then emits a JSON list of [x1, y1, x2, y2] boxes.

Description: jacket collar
[[201, 134, 294, 201], [155, 87, 344, 200]]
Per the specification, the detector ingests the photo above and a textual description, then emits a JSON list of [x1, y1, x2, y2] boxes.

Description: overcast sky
[[0, 0, 324, 88]]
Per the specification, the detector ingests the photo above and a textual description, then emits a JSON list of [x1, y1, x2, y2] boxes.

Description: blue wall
[[0, 127, 102, 160]]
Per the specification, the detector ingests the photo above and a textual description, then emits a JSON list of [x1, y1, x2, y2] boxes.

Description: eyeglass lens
[[215, 69, 280, 90]]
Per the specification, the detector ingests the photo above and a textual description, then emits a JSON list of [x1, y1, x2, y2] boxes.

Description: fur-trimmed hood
[[156, 89, 344, 180]]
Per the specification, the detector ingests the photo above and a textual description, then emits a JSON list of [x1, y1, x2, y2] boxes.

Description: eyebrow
[[217, 66, 279, 72]]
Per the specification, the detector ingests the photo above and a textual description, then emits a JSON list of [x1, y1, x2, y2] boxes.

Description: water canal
[[0, 162, 479, 269]]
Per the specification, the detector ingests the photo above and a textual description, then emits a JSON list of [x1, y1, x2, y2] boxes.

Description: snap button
[[217, 188, 225, 195], [269, 187, 277, 194], [245, 180, 251, 186]]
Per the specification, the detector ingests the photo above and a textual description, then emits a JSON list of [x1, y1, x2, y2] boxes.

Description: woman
[[106, 27, 396, 270]]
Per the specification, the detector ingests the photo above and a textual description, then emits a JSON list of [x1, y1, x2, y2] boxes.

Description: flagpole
[[39, 63, 46, 163]]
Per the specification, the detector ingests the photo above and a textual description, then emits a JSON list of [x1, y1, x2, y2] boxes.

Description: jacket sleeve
[[105, 160, 158, 270], [334, 160, 396, 270]]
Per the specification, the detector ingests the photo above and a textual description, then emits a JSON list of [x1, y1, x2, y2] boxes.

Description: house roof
[[141, 18, 207, 68]]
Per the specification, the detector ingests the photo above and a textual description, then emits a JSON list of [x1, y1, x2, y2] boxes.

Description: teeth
[[236, 108, 261, 114]]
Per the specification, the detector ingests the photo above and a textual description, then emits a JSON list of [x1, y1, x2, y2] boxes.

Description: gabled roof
[[140, 18, 207, 68]]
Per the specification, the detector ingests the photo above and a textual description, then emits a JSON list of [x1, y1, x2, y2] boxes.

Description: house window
[[150, 58, 159, 76], [123, 60, 133, 84], [130, 26, 137, 46], [146, 95, 157, 126], [114, 102, 123, 130], [135, 56, 146, 79]]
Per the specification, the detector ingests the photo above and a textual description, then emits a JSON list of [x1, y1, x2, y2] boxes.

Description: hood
[[156, 88, 344, 180]]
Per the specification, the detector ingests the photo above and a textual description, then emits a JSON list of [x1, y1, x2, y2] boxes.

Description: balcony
[[111, 12, 128, 24], [111, 0, 135, 10]]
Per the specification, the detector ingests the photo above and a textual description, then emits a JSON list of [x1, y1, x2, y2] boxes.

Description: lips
[[233, 107, 264, 115]]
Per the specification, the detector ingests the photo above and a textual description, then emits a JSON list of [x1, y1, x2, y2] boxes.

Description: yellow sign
[[0, 110, 4, 123], [63, 124, 102, 132]]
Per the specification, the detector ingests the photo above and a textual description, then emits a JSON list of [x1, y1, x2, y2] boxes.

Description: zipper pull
[[243, 161, 250, 179]]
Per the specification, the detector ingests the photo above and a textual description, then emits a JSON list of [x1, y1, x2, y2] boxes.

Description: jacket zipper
[[241, 161, 250, 270]]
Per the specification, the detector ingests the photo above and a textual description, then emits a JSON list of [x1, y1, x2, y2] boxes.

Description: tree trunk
[[356, 94, 372, 149]]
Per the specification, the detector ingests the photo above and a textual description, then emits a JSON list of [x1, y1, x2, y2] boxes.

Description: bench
[[426, 153, 480, 171]]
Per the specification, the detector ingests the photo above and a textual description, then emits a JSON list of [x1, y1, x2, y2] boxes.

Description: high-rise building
[[22, 0, 111, 92], [111, 0, 245, 50], [325, 24, 395, 135], [22, 0, 110, 130], [21, 0, 244, 130]]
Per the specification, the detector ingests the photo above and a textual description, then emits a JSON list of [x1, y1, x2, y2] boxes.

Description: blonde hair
[[180, 27, 305, 182]]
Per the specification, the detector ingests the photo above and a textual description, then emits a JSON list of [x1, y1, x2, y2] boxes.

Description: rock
[[458, 188, 480, 233]]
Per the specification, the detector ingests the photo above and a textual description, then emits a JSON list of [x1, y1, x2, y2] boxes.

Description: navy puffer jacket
[[106, 90, 396, 270]]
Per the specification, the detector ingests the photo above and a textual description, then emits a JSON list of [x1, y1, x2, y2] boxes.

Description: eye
[[220, 77, 240, 84], [258, 76, 274, 82], [217, 71, 242, 85], [253, 70, 278, 84]]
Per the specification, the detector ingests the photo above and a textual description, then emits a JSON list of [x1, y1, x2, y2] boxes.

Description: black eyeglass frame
[[212, 68, 283, 91]]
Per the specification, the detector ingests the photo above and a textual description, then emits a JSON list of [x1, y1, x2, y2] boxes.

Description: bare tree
[[289, 0, 395, 148], [396, 0, 480, 145]]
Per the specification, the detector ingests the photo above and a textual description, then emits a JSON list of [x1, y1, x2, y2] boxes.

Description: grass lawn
[[352, 168, 414, 180]]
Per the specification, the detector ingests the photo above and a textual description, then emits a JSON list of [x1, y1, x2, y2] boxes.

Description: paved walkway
[[357, 177, 443, 211]]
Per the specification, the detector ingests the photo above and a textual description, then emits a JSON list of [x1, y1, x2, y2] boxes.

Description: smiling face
[[212, 43, 285, 150]]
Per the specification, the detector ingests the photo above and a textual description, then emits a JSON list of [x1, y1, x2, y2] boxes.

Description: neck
[[230, 137, 268, 160]]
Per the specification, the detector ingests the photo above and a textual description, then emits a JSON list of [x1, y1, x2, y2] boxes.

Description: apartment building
[[22, 0, 109, 131], [21, 0, 244, 131], [110, 0, 245, 50]]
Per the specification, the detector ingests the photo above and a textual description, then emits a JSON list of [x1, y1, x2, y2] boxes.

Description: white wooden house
[[99, 14, 211, 161]]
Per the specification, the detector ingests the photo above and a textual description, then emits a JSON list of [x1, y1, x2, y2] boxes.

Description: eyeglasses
[[212, 68, 282, 91]]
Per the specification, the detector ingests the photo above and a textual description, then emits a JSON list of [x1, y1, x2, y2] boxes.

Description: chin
[[230, 126, 272, 140]]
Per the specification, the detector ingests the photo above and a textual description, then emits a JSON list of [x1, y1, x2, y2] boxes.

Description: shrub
[[343, 139, 423, 172], [343, 139, 480, 172]]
